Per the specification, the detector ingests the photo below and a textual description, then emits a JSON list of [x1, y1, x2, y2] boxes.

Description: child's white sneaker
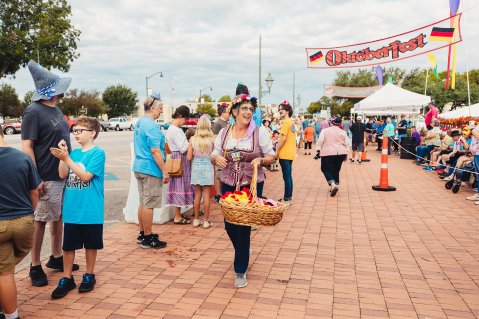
[[192, 219, 202, 227], [202, 220, 213, 229]]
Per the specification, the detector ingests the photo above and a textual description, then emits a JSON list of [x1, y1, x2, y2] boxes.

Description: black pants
[[222, 182, 264, 274], [320, 155, 347, 185], [305, 142, 312, 150]]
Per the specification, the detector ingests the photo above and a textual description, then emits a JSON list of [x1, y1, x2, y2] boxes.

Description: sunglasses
[[240, 106, 254, 113], [72, 129, 93, 135]]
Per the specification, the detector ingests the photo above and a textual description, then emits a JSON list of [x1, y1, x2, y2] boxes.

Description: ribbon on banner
[[306, 14, 462, 69]]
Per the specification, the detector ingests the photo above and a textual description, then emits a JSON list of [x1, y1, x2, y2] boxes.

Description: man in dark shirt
[[21, 60, 78, 287], [0, 127, 41, 319], [350, 115, 366, 164], [211, 102, 230, 135], [397, 114, 408, 145]]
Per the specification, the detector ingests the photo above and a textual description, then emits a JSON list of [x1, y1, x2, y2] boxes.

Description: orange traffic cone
[[361, 132, 370, 162], [372, 134, 396, 191]]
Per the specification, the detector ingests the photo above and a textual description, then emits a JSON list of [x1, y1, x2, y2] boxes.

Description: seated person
[[416, 120, 441, 164], [431, 131, 454, 166]]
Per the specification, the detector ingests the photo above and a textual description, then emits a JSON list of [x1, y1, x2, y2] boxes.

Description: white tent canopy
[[439, 103, 479, 119], [354, 83, 430, 115]]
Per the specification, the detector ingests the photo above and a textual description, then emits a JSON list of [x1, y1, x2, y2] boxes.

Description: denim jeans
[[222, 182, 264, 274], [279, 159, 293, 200], [416, 145, 435, 163]]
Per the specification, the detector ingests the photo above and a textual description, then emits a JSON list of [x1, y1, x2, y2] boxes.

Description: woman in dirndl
[[166, 105, 194, 224], [210, 83, 275, 288]]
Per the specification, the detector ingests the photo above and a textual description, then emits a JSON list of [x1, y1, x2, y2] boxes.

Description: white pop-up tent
[[354, 83, 430, 115], [439, 103, 479, 119]]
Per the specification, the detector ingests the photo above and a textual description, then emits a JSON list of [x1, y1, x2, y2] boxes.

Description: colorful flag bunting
[[426, 54, 439, 79], [430, 27, 455, 42], [309, 51, 324, 64]]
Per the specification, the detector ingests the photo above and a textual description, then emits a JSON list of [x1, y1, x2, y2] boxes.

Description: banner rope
[[386, 137, 478, 176]]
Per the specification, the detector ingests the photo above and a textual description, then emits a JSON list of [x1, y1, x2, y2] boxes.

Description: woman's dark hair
[[262, 119, 271, 126], [279, 102, 293, 117], [172, 105, 191, 119]]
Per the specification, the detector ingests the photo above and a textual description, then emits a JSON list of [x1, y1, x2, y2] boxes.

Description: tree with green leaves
[[0, 83, 21, 117], [58, 89, 105, 117], [199, 94, 213, 104], [0, 0, 81, 78], [196, 103, 216, 118], [218, 95, 231, 102], [103, 85, 138, 118], [21, 90, 34, 109]]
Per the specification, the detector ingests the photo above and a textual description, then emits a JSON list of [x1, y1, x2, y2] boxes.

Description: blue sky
[[3, 0, 479, 111]]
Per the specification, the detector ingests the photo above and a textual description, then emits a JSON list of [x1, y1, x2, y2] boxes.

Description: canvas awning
[[354, 83, 430, 115]]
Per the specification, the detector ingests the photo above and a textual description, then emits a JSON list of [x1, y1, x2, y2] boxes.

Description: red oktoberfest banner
[[306, 14, 462, 69]]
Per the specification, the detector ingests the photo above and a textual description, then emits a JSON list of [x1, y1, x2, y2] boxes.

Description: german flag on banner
[[429, 27, 455, 42], [309, 51, 324, 65]]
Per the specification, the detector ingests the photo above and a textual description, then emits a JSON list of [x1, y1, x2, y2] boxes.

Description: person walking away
[[187, 116, 215, 228], [212, 103, 231, 203], [132, 93, 169, 248], [276, 101, 296, 203], [376, 119, 386, 151], [317, 116, 351, 197], [166, 105, 194, 224], [49, 117, 105, 299], [303, 123, 315, 155], [341, 116, 351, 138], [21, 60, 79, 287], [0, 128, 41, 319], [349, 115, 366, 164], [210, 83, 275, 288], [313, 118, 321, 143]]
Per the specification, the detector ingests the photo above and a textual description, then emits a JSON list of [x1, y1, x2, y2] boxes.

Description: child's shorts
[[63, 223, 103, 251]]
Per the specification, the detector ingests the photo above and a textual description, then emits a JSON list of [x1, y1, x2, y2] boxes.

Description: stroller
[[445, 161, 477, 193]]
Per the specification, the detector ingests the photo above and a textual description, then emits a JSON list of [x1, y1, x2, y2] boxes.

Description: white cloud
[[3, 0, 479, 111]]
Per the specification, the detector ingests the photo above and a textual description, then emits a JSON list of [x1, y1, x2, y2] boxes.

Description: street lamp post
[[258, 35, 274, 107], [198, 86, 212, 104], [145, 71, 163, 97]]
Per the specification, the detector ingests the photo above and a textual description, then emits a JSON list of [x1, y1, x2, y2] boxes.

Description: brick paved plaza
[[15, 147, 479, 319]]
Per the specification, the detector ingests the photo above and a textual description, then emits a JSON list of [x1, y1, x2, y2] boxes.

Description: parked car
[[67, 117, 77, 131], [1, 119, 22, 135], [98, 119, 110, 132], [109, 117, 133, 131]]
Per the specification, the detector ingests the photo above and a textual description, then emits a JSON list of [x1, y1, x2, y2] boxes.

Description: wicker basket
[[219, 165, 289, 226]]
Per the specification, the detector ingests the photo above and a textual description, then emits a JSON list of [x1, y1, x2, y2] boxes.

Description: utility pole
[[259, 35, 262, 107]]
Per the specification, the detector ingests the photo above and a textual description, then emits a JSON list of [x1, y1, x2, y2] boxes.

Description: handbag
[[166, 157, 183, 176]]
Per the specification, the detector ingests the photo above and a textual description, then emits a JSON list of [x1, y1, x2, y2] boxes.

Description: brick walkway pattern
[[14, 147, 479, 318]]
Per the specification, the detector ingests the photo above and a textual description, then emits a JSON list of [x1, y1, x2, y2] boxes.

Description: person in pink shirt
[[316, 116, 351, 197], [425, 100, 439, 130]]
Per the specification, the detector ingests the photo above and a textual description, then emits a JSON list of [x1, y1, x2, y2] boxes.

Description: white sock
[[5, 309, 19, 319]]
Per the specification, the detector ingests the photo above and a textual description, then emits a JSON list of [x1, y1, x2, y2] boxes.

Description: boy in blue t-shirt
[[49, 117, 105, 299]]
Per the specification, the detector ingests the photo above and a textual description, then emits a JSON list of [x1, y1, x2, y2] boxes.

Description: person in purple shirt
[[411, 126, 421, 147]]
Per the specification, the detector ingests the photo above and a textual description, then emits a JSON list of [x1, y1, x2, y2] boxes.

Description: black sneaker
[[79, 273, 96, 293], [29, 264, 48, 287], [141, 234, 167, 249], [214, 195, 221, 204], [137, 232, 145, 244], [45, 255, 80, 272], [51, 276, 76, 299]]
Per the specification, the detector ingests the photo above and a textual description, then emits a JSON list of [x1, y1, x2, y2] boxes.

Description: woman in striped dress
[[166, 105, 194, 224]]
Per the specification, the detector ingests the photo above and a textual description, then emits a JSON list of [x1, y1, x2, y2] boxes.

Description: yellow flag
[[451, 15, 459, 89], [426, 54, 439, 78]]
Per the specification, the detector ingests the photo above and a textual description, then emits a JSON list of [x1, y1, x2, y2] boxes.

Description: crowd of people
[[3, 61, 479, 319]]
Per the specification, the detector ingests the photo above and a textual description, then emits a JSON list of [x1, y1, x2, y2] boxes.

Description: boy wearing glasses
[[49, 117, 105, 299]]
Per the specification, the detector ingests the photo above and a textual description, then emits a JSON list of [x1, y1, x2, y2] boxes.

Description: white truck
[[108, 117, 133, 131]]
